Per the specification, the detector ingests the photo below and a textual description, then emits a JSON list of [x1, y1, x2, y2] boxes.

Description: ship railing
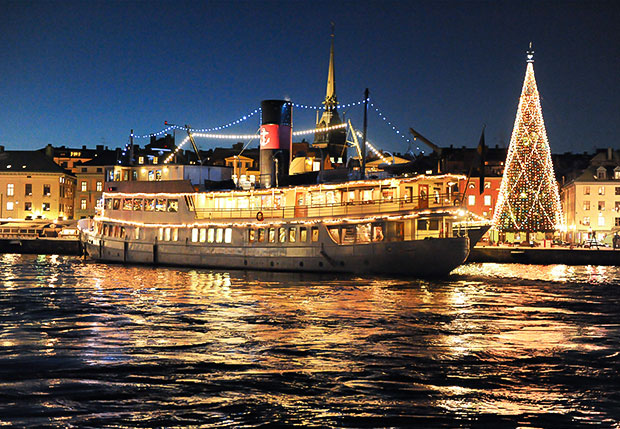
[[193, 193, 463, 220]]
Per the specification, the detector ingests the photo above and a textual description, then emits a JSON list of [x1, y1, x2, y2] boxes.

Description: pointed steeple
[[324, 23, 337, 108], [313, 24, 347, 163]]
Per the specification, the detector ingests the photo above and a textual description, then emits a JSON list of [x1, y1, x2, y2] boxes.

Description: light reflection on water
[[0, 255, 619, 427]]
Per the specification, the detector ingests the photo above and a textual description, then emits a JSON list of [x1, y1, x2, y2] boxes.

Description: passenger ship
[[78, 173, 474, 277]]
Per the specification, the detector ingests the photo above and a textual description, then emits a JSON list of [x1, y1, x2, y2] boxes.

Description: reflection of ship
[[78, 172, 474, 277]]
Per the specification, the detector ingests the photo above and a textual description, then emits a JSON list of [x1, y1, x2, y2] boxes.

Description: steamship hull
[[80, 223, 469, 277]]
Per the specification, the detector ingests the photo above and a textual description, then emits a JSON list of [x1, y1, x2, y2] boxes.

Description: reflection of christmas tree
[[493, 46, 564, 233]]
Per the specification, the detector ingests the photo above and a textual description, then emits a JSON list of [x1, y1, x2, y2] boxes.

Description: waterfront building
[[0, 148, 76, 220], [41, 144, 117, 174], [74, 152, 118, 219], [561, 148, 620, 244]]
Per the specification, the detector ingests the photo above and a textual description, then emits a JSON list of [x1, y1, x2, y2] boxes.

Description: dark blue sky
[[1, 0, 618, 155]]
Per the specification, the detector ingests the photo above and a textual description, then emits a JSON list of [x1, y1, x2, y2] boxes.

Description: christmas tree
[[493, 46, 564, 233]]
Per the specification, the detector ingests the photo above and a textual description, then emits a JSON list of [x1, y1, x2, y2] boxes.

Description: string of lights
[[369, 102, 422, 153], [492, 52, 564, 233]]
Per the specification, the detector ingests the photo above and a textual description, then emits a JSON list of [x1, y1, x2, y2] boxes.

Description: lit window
[[81, 181, 87, 192], [468, 195, 476, 206], [6, 201, 13, 211], [191, 228, 199, 243], [7, 184, 14, 196], [207, 228, 215, 243], [583, 201, 590, 211], [584, 186, 590, 195], [172, 228, 178, 241], [80, 199, 87, 210], [134, 227, 140, 240], [96, 181, 103, 192], [164, 228, 171, 241], [583, 216, 590, 226], [200, 228, 207, 243], [224, 228, 232, 243], [289, 228, 296, 243], [598, 201, 605, 211], [216, 228, 224, 243], [483, 195, 491, 206], [598, 186, 605, 195], [598, 215, 605, 227], [279, 227, 286, 243]]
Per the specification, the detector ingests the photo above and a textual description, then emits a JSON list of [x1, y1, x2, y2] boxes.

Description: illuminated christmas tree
[[493, 46, 564, 234]]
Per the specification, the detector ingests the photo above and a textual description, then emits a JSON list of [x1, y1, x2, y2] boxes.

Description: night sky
[[1, 1, 618, 156]]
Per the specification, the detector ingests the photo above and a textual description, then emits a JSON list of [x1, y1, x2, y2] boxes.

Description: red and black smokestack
[[259, 100, 292, 188]]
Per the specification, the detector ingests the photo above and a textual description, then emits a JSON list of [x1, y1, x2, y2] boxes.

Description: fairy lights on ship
[[127, 97, 420, 166]]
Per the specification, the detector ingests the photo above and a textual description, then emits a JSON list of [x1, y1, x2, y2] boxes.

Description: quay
[[469, 245, 620, 266]]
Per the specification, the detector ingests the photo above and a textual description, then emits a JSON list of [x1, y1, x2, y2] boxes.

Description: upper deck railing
[[193, 193, 463, 220]]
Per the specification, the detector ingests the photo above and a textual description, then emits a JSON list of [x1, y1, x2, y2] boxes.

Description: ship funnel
[[259, 100, 292, 188]]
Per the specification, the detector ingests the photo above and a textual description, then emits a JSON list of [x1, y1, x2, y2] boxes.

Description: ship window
[[158, 228, 164, 241], [268, 228, 275, 243], [347, 190, 355, 204], [300, 227, 307, 242], [199, 228, 207, 243], [167, 199, 178, 212], [381, 188, 394, 201], [387, 222, 404, 241], [144, 199, 155, 211], [133, 198, 143, 211], [120, 227, 126, 239], [356, 223, 371, 243], [311, 226, 319, 242], [417, 219, 428, 230], [258, 228, 265, 242], [216, 228, 224, 243], [249, 229, 256, 243], [224, 228, 232, 243], [342, 226, 356, 244], [105, 198, 112, 209], [134, 227, 140, 240], [429, 219, 440, 230], [372, 224, 384, 241], [113, 199, 120, 210], [122, 199, 132, 211], [172, 228, 178, 241], [289, 228, 296, 243], [164, 228, 171, 241], [328, 227, 340, 244], [362, 189, 373, 203], [208, 228, 215, 243], [279, 227, 286, 243], [155, 199, 166, 212]]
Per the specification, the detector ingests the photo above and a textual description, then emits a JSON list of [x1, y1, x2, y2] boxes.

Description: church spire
[[324, 22, 337, 108]]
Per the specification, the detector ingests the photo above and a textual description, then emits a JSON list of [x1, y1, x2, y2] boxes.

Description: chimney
[[608, 147, 613, 160]]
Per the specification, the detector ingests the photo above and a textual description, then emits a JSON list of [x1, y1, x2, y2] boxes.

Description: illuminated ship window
[[300, 227, 307, 242], [199, 228, 207, 243], [224, 228, 232, 244], [311, 227, 319, 242], [216, 228, 223, 243], [208, 228, 215, 243], [279, 227, 286, 243], [289, 228, 296, 243], [268, 228, 275, 243]]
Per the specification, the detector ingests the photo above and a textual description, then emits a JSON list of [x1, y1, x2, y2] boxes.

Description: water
[[1, 255, 619, 427]]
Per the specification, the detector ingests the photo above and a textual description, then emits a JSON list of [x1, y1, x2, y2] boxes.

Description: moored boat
[[78, 174, 474, 277]]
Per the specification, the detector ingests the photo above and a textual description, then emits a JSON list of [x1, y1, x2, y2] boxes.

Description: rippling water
[[1, 255, 619, 427]]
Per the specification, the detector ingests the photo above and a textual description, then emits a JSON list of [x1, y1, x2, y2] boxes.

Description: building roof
[[0, 150, 73, 175]]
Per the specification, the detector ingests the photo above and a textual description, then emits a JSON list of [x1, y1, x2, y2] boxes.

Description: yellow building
[[561, 149, 620, 244], [0, 150, 76, 220]]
